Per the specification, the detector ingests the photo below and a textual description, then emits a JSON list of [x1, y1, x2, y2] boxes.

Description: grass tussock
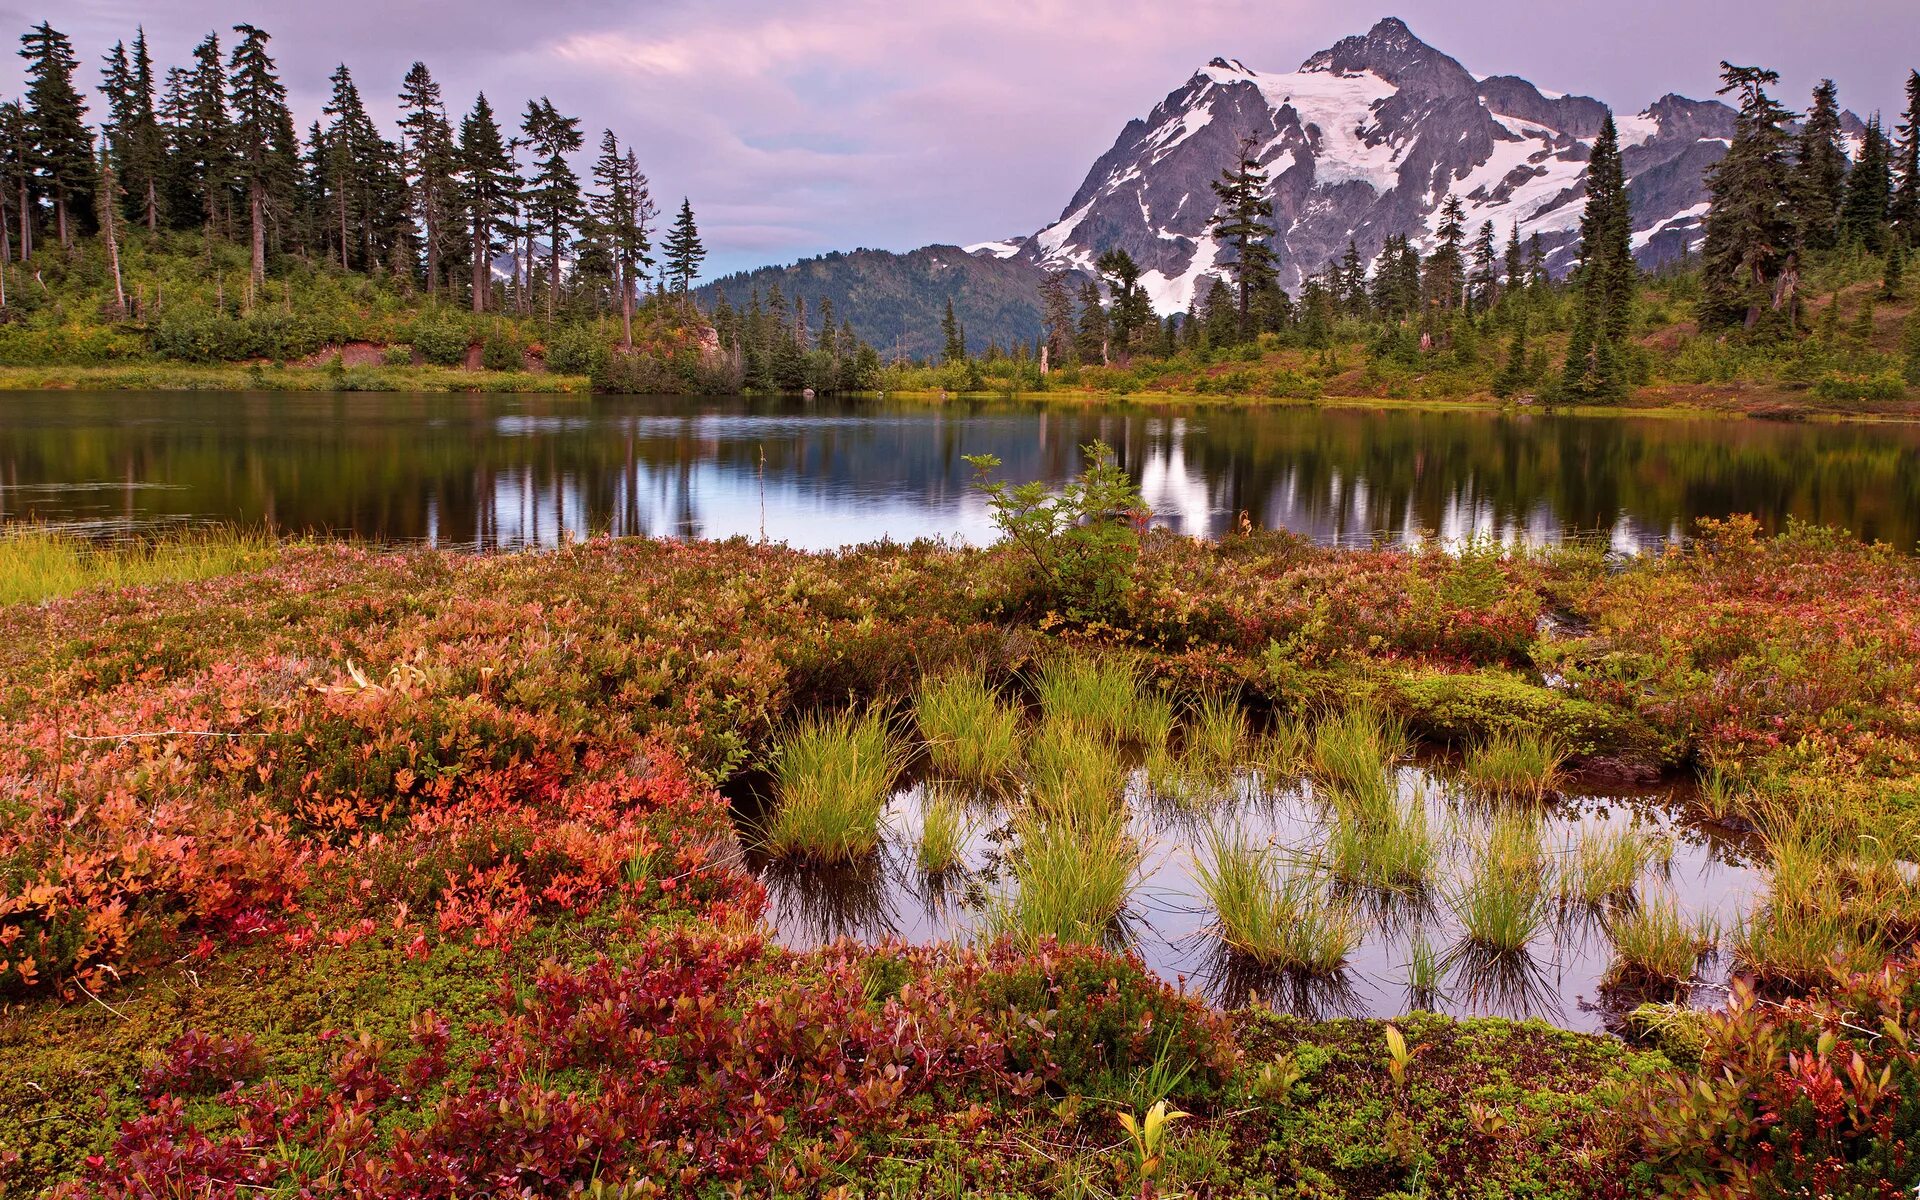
[[1033, 655, 1171, 747], [1557, 824, 1662, 907], [992, 812, 1140, 945], [915, 671, 1024, 788], [1310, 706, 1408, 803], [1606, 892, 1713, 987], [1459, 729, 1567, 800], [1182, 692, 1250, 776], [0, 526, 275, 606], [1325, 790, 1436, 894], [916, 790, 971, 876], [1025, 719, 1128, 827], [1195, 827, 1360, 974], [1254, 712, 1312, 781], [1450, 812, 1550, 955], [762, 707, 906, 864]]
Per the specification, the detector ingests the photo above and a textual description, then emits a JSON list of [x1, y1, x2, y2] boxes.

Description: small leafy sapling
[[963, 439, 1148, 623]]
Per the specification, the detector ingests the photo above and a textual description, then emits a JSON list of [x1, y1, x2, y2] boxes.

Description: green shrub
[[382, 345, 412, 367], [1383, 667, 1662, 760], [481, 327, 521, 372], [546, 326, 604, 376], [964, 440, 1145, 623], [1812, 370, 1909, 403], [411, 319, 471, 367]]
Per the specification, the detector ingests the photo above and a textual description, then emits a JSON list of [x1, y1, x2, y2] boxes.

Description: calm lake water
[[3, 391, 1919, 550]]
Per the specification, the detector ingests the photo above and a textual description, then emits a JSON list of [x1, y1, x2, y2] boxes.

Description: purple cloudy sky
[[1, 1, 1912, 276]]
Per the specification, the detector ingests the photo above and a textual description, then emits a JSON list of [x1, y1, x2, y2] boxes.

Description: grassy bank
[[0, 362, 591, 393], [2, 521, 1917, 1196], [0, 527, 278, 605]]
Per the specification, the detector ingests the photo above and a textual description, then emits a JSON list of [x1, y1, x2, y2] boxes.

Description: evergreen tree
[[320, 64, 391, 271], [1037, 269, 1075, 368], [1207, 133, 1276, 341], [521, 97, 584, 320], [1895, 71, 1920, 234], [98, 30, 163, 231], [1096, 248, 1152, 361], [1502, 223, 1524, 301], [661, 197, 706, 301], [1423, 195, 1467, 317], [1903, 304, 1920, 385], [458, 93, 518, 314], [1470, 220, 1498, 310], [1841, 116, 1894, 250], [0, 101, 28, 263], [1793, 79, 1848, 251], [177, 32, 236, 239], [398, 62, 459, 296], [1075, 279, 1110, 365], [1700, 63, 1799, 331], [18, 22, 95, 246], [227, 24, 298, 287], [589, 130, 654, 347], [1340, 239, 1367, 316], [940, 297, 966, 363], [1562, 113, 1636, 400], [1885, 236, 1907, 300], [1493, 313, 1531, 398]]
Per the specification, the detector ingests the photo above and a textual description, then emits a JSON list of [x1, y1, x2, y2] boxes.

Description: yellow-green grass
[[916, 789, 971, 876], [1605, 892, 1713, 987], [762, 708, 906, 864], [0, 362, 589, 393], [1459, 729, 1567, 801], [1325, 790, 1435, 894], [915, 671, 1024, 788], [1195, 827, 1360, 974], [1025, 719, 1128, 828], [1449, 822, 1550, 955], [1182, 692, 1250, 776], [1032, 654, 1171, 747], [1556, 824, 1661, 907], [991, 812, 1140, 945], [0, 526, 276, 606], [1310, 706, 1408, 805], [1254, 712, 1312, 781]]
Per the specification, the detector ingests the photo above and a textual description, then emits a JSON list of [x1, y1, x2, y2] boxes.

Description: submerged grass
[[1326, 790, 1435, 894], [915, 671, 1024, 788], [1451, 810, 1551, 955], [1459, 729, 1567, 800], [1557, 824, 1662, 907], [762, 707, 906, 864], [1195, 826, 1359, 974], [1025, 719, 1128, 828], [0, 526, 276, 605], [1183, 692, 1250, 776]]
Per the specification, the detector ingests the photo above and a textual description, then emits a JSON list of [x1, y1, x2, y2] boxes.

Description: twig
[[74, 977, 131, 1023]]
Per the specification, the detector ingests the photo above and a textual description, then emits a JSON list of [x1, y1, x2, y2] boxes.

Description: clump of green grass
[[1025, 719, 1128, 827], [1326, 791, 1435, 894], [1606, 892, 1713, 987], [1254, 712, 1312, 782], [1475, 808, 1547, 884], [915, 671, 1023, 787], [762, 707, 906, 864], [1407, 932, 1442, 1001], [992, 812, 1140, 945], [917, 790, 971, 876], [1182, 692, 1249, 776], [0, 526, 275, 606], [1459, 729, 1566, 800], [1194, 827, 1359, 974], [1034, 655, 1170, 746], [1557, 824, 1659, 907], [1311, 706, 1407, 804], [1449, 815, 1550, 955]]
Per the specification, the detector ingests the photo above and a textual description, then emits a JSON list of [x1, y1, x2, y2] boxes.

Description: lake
[[3, 391, 1919, 551]]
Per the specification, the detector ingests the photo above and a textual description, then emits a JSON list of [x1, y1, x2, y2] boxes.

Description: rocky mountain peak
[[1298, 16, 1475, 96]]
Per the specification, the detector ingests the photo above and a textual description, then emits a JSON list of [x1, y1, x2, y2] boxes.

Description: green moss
[[1381, 666, 1671, 762]]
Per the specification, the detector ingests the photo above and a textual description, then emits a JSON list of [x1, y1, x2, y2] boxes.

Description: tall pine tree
[[662, 197, 705, 301], [521, 97, 584, 320], [1895, 71, 1920, 234], [1792, 80, 1848, 252], [1841, 116, 1893, 250], [227, 24, 297, 288], [1561, 113, 1635, 400], [18, 22, 94, 246], [1699, 63, 1798, 332], [458, 93, 518, 314], [398, 62, 459, 296], [1207, 133, 1276, 342]]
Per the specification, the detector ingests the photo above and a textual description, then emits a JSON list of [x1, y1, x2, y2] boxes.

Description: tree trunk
[[55, 196, 68, 247], [249, 183, 266, 289], [104, 192, 126, 317], [339, 193, 350, 271], [471, 215, 488, 314], [424, 193, 438, 297], [18, 181, 30, 262], [145, 179, 158, 232], [620, 260, 633, 350], [547, 222, 560, 322]]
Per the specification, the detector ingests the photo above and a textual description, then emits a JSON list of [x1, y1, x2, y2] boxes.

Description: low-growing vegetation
[[3, 508, 1918, 1196]]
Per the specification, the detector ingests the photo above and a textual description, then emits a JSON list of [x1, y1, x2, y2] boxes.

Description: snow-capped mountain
[[1006, 17, 1744, 312]]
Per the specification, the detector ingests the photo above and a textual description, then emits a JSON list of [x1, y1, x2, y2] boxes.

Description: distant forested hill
[[696, 245, 1053, 361]]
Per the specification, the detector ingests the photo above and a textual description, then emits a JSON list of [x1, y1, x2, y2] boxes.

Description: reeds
[[1025, 719, 1128, 827], [1325, 791, 1435, 894], [1254, 712, 1312, 782], [1450, 813, 1550, 955], [915, 671, 1023, 787], [1182, 692, 1249, 777], [1605, 892, 1712, 987], [0, 526, 274, 606], [762, 707, 906, 863], [1194, 827, 1359, 974], [1459, 729, 1566, 801]]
